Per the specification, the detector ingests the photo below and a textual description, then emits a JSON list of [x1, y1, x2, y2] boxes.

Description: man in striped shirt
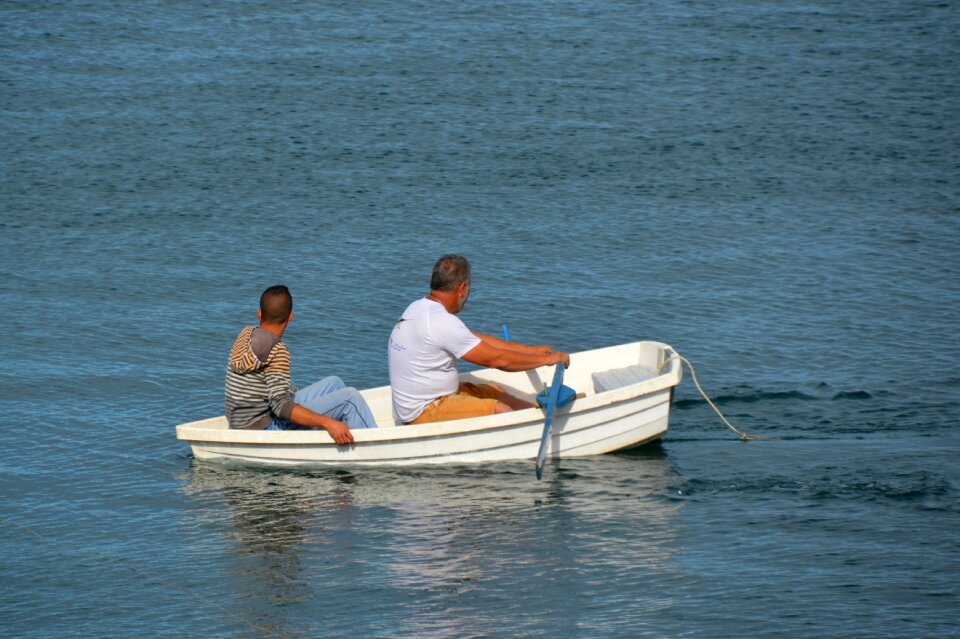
[[224, 285, 377, 444]]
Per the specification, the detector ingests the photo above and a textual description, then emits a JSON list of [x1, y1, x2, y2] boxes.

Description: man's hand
[[323, 419, 354, 445], [555, 351, 571, 368]]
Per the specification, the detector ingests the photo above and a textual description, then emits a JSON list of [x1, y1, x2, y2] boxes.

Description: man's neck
[[258, 322, 287, 339], [426, 290, 459, 314]]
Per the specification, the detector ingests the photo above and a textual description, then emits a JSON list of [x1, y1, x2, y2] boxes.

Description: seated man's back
[[388, 296, 480, 424]]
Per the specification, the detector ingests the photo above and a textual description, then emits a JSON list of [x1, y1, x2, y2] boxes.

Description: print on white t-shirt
[[388, 298, 480, 423]]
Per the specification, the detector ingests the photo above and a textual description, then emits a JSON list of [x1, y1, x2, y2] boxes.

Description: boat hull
[[176, 341, 681, 467]]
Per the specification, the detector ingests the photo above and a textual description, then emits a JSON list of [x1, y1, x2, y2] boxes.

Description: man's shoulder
[[401, 297, 431, 316], [249, 327, 285, 362], [233, 325, 255, 342], [229, 326, 289, 373]]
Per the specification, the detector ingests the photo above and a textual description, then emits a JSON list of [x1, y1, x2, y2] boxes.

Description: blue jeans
[[268, 376, 378, 430]]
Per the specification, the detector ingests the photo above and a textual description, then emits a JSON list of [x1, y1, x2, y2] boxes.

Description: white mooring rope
[[660, 354, 767, 441]]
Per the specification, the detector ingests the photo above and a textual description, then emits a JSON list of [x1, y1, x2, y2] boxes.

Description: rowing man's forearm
[[475, 332, 554, 355], [464, 339, 570, 371]]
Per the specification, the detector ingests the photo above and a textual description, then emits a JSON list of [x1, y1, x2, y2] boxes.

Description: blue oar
[[503, 324, 563, 479], [535, 363, 565, 480]]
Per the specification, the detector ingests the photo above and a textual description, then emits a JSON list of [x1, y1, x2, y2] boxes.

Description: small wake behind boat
[[176, 341, 683, 467]]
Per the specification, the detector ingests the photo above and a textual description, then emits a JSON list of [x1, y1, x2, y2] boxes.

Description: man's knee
[[297, 376, 345, 401], [321, 375, 345, 390], [494, 401, 514, 414], [336, 385, 364, 404]]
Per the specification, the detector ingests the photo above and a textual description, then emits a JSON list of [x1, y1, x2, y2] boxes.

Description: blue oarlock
[[536, 383, 576, 409]]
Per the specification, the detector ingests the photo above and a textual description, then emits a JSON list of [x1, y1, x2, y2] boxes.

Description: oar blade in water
[[535, 364, 565, 479]]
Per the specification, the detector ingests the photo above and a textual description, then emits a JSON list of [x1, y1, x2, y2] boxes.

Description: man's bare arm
[[289, 405, 355, 445], [462, 339, 570, 372], [473, 332, 554, 355]]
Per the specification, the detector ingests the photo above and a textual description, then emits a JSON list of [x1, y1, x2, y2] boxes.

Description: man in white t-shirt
[[388, 254, 570, 424]]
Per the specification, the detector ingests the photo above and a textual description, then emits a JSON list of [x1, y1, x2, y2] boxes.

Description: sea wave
[[674, 385, 876, 409], [673, 465, 956, 510]]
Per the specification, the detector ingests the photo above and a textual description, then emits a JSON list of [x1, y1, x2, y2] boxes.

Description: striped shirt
[[224, 326, 297, 429]]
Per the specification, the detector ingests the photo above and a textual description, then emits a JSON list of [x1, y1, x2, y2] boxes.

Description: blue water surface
[[2, 1, 958, 637]]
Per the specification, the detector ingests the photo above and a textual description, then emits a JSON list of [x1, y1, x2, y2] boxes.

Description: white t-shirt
[[388, 298, 481, 423]]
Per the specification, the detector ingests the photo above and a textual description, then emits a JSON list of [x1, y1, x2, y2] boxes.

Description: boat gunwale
[[175, 340, 681, 446]]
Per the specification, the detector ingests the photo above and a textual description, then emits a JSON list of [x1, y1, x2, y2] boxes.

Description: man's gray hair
[[430, 254, 471, 292]]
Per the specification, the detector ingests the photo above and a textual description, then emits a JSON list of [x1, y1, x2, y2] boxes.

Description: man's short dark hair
[[260, 285, 293, 324], [430, 254, 471, 292]]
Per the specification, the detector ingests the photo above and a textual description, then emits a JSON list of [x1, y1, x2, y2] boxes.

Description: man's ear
[[257, 309, 263, 322]]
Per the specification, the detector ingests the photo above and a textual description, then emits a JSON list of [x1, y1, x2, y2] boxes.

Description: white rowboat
[[175, 341, 682, 467]]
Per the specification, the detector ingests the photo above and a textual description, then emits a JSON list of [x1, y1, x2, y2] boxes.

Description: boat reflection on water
[[179, 444, 683, 638], [179, 464, 361, 636]]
